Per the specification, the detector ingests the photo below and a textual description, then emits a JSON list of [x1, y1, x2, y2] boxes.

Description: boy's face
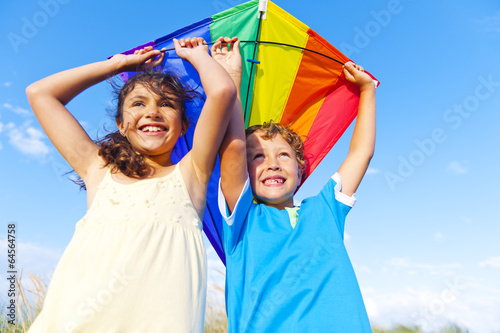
[[246, 131, 302, 210]]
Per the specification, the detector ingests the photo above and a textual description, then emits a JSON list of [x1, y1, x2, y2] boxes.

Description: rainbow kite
[[117, 0, 379, 264]]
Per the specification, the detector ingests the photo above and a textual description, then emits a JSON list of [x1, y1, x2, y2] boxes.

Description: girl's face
[[246, 131, 302, 210], [117, 83, 188, 159]]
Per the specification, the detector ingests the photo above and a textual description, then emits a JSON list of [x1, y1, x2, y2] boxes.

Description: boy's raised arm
[[337, 62, 377, 196], [212, 37, 248, 213]]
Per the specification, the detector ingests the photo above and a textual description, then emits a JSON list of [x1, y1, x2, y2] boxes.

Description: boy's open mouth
[[263, 177, 285, 185]]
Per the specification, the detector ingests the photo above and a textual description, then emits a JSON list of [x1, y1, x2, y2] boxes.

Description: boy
[[214, 37, 376, 332]]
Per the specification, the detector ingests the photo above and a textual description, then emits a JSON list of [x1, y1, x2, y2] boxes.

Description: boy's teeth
[[264, 179, 284, 185]]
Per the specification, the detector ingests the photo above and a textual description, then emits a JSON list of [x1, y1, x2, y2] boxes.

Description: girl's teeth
[[143, 126, 162, 132]]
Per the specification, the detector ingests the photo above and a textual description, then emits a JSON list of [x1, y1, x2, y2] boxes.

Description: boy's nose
[[266, 158, 281, 171]]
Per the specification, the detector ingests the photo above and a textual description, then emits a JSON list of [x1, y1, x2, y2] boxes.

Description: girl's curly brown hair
[[245, 120, 307, 175]]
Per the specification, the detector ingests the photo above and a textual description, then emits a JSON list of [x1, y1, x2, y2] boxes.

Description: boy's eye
[[279, 152, 290, 159], [253, 153, 264, 160]]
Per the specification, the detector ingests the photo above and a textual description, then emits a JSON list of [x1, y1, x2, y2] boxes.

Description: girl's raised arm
[[174, 38, 237, 209], [25, 48, 164, 182]]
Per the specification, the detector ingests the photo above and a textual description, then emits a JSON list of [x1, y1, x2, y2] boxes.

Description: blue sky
[[1, 0, 500, 331]]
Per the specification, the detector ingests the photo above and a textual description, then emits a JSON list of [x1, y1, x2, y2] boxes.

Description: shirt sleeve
[[218, 176, 253, 255], [318, 172, 356, 237]]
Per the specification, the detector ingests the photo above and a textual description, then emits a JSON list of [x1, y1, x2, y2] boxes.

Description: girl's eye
[[132, 101, 145, 107]]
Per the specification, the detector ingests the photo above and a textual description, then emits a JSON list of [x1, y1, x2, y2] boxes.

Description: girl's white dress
[[28, 164, 207, 333]]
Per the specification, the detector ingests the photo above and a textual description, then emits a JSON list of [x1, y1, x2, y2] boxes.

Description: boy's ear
[[297, 168, 303, 182]]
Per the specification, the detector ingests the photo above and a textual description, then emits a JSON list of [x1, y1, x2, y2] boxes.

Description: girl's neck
[[143, 154, 175, 174]]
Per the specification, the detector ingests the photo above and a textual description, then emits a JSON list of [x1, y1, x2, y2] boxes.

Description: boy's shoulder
[[297, 173, 356, 209]]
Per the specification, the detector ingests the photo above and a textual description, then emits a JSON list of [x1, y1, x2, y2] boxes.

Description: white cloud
[[433, 232, 444, 241], [0, 121, 3, 133], [475, 11, 500, 33], [364, 284, 500, 333], [5, 122, 50, 157], [0, 240, 63, 277], [386, 257, 461, 276], [2, 82, 12, 87], [2, 102, 30, 116], [447, 161, 469, 175], [0, 240, 63, 301], [479, 256, 500, 269], [460, 216, 472, 224], [366, 167, 380, 175], [357, 264, 373, 274]]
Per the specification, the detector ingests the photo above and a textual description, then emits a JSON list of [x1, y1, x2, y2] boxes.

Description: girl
[[26, 37, 236, 332]]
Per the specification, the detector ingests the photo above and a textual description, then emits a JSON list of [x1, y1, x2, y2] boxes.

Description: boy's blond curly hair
[[245, 120, 307, 174]]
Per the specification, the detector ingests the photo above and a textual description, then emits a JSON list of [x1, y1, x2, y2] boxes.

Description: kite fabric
[[117, 0, 379, 264]]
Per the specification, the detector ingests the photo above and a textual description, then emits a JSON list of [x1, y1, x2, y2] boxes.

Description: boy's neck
[[258, 198, 295, 211]]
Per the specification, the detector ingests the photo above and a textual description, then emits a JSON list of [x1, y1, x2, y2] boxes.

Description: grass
[[204, 277, 228, 333], [373, 324, 472, 333], [0, 271, 47, 332], [0, 271, 484, 333]]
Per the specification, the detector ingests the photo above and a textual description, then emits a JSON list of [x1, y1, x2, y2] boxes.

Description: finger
[[196, 37, 205, 46], [343, 67, 355, 81], [343, 61, 358, 76], [173, 38, 182, 51], [151, 51, 165, 67], [212, 37, 223, 48], [212, 39, 222, 53], [220, 37, 231, 51], [144, 49, 161, 60], [233, 40, 241, 56]]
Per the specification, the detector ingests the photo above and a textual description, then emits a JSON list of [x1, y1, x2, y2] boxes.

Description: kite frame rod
[[159, 40, 345, 66]]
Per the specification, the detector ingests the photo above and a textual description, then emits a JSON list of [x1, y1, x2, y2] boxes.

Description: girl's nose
[[146, 108, 161, 119]]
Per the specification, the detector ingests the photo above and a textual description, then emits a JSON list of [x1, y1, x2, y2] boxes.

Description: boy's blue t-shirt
[[218, 173, 372, 333]]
